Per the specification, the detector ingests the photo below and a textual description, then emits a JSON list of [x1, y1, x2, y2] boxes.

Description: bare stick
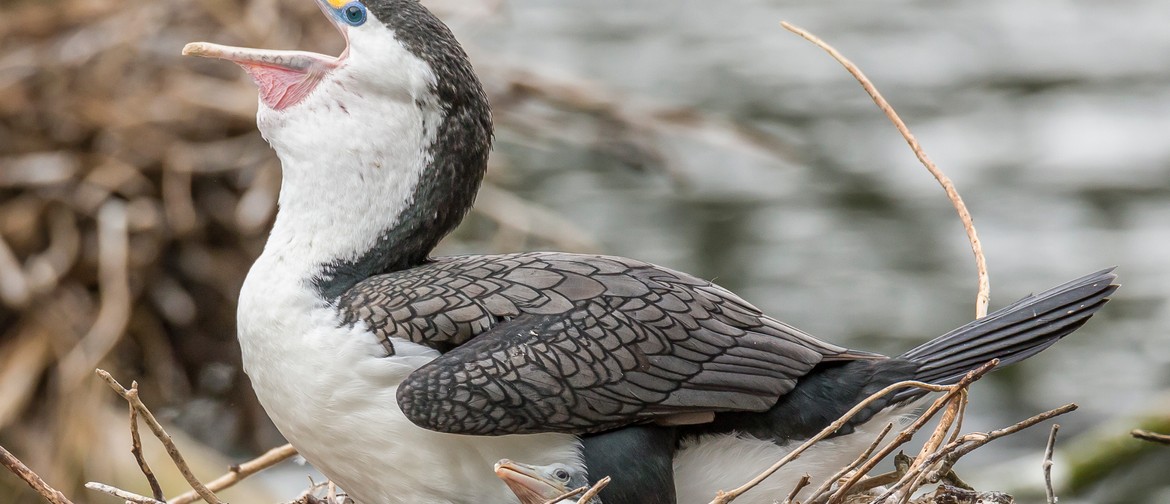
[[168, 443, 298, 504], [0, 443, 74, 504], [819, 471, 902, 503], [884, 390, 969, 501], [804, 422, 894, 503], [826, 360, 998, 504], [128, 382, 166, 500], [948, 391, 969, 445], [708, 375, 965, 504], [1044, 424, 1060, 504], [1131, 429, 1170, 446], [95, 369, 223, 504], [940, 404, 1076, 467], [576, 476, 610, 504], [85, 482, 166, 504], [871, 402, 1074, 503], [783, 474, 811, 504], [919, 404, 1079, 486], [541, 486, 586, 504], [780, 21, 990, 318]]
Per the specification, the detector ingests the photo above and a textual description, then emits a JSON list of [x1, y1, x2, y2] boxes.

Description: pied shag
[[182, 1, 1118, 503]]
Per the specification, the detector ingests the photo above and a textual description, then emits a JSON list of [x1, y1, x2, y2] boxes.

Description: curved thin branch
[[780, 21, 990, 319]]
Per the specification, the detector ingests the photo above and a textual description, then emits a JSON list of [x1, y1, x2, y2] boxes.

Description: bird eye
[[342, 2, 366, 26], [553, 469, 570, 481]]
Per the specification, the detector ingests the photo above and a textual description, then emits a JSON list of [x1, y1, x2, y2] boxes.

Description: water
[[441, 1, 1170, 501]]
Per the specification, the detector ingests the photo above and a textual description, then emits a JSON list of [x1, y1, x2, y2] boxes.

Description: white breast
[[238, 256, 582, 504]]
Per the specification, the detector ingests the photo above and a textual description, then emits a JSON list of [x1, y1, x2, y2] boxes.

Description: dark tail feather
[[892, 267, 1118, 403]]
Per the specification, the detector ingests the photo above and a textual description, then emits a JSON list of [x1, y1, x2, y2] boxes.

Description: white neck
[[252, 21, 444, 288]]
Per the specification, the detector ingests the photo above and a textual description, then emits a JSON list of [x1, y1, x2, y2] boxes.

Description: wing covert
[[337, 252, 860, 435]]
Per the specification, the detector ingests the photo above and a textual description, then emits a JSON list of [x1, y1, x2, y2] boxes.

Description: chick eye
[[343, 2, 366, 26], [553, 469, 570, 481]]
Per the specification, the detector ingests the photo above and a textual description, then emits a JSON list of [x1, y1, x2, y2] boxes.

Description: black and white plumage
[[181, 1, 1118, 503]]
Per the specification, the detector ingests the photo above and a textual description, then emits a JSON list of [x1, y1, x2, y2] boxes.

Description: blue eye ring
[[342, 2, 366, 26]]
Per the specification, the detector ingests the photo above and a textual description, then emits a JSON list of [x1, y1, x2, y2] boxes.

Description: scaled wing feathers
[[337, 252, 856, 435]]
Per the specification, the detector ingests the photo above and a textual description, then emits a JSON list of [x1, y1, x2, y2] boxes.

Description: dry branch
[[169, 444, 299, 504], [824, 360, 998, 504], [925, 404, 1078, 478], [96, 369, 223, 504], [1043, 424, 1059, 504], [709, 360, 997, 504], [804, 422, 894, 503], [780, 21, 990, 319], [1131, 429, 1170, 446], [541, 486, 587, 504], [575, 476, 610, 504], [84, 482, 166, 504], [128, 382, 166, 501], [783, 474, 811, 504], [0, 444, 75, 504]]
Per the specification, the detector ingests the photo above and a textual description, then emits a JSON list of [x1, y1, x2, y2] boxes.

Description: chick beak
[[494, 459, 567, 504]]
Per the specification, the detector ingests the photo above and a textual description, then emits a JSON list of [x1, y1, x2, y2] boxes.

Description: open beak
[[182, 0, 348, 110], [494, 459, 568, 504]]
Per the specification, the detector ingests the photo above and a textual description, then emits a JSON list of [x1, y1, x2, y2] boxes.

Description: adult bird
[[182, 1, 1118, 503]]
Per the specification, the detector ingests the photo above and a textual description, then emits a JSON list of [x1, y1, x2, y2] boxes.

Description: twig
[[804, 423, 894, 503], [780, 21, 990, 319], [881, 390, 969, 502], [707, 371, 975, 504], [938, 404, 1076, 470], [825, 360, 998, 504], [541, 486, 586, 504], [283, 477, 328, 504], [169, 443, 299, 504], [825, 470, 902, 502], [783, 474, 811, 504], [576, 476, 610, 504], [85, 482, 166, 504], [95, 369, 224, 504], [0, 443, 74, 504], [128, 382, 166, 500], [948, 391, 969, 445], [1044, 424, 1060, 504], [1131, 429, 1170, 446], [920, 404, 1079, 486], [873, 403, 1075, 504]]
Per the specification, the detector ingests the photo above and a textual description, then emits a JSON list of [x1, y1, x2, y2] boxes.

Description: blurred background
[[1, 0, 1168, 502]]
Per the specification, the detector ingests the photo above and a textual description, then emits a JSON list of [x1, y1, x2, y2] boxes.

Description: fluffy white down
[[671, 406, 917, 504], [238, 13, 581, 504]]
